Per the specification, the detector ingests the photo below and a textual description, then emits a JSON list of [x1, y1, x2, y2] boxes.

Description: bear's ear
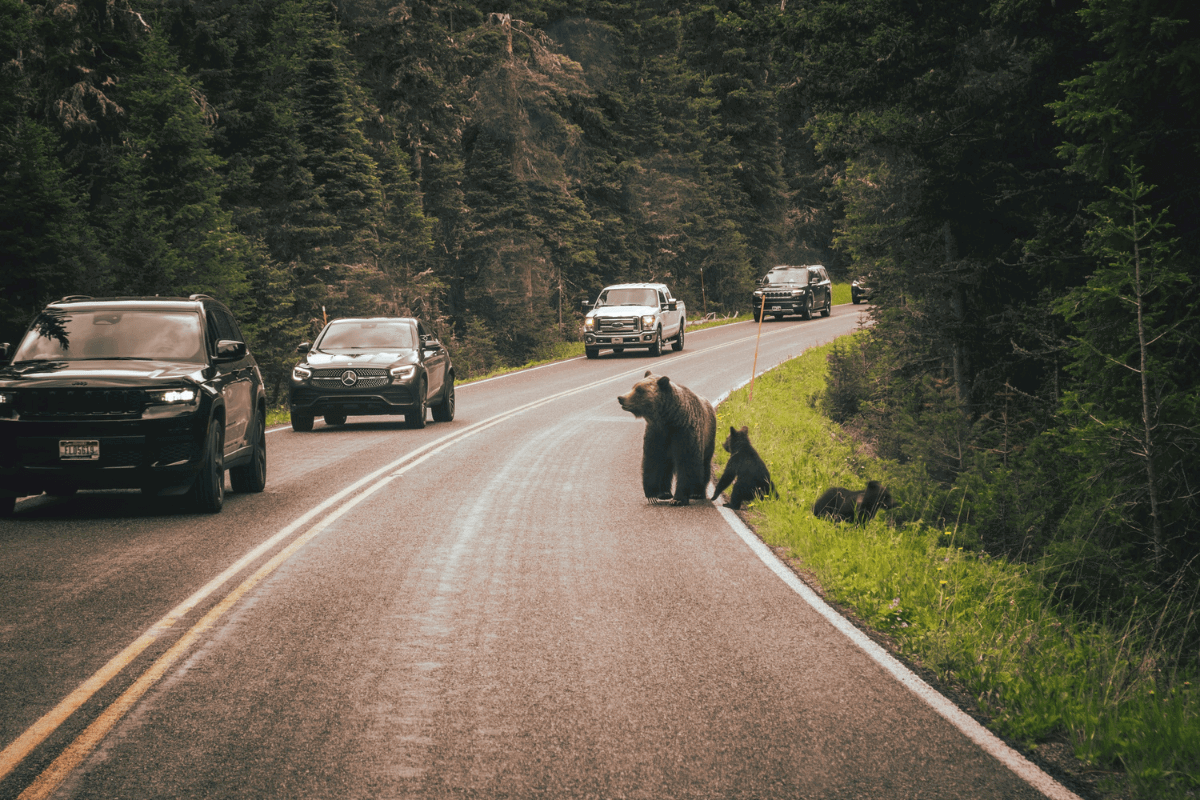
[[739, 425, 749, 434], [643, 370, 653, 378], [656, 375, 672, 391], [730, 426, 737, 435]]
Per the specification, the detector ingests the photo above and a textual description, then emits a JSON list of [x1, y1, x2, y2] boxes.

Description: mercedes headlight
[[390, 365, 416, 381], [292, 364, 312, 381]]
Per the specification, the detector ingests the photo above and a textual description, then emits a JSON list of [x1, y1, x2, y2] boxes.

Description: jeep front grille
[[13, 388, 147, 419]]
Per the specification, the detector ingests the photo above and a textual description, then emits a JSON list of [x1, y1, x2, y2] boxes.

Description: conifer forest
[[2, 0, 1198, 702]]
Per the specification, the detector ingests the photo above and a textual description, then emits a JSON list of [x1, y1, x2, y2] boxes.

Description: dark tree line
[[2, 0, 1197, 589]]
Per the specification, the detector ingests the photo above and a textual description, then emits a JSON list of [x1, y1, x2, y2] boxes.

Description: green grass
[[714, 341, 1199, 800]]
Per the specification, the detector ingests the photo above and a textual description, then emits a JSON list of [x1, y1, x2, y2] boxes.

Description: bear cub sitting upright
[[618, 371, 716, 505], [812, 481, 896, 524], [712, 426, 775, 510]]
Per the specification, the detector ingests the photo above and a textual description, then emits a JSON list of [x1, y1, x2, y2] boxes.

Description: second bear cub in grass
[[812, 481, 896, 524], [711, 426, 775, 510]]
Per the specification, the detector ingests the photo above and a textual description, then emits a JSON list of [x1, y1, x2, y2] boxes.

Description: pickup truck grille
[[311, 368, 389, 390], [596, 316, 640, 334]]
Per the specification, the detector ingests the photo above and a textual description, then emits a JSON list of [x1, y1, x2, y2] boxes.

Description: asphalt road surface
[[0, 307, 1076, 799]]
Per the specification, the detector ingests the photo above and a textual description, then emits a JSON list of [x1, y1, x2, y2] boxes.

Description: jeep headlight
[[792, 289, 803, 297], [147, 387, 198, 406], [641, 315, 656, 330], [390, 365, 416, 381]]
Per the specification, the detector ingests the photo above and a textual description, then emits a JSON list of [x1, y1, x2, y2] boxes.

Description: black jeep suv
[[752, 265, 833, 321], [0, 295, 267, 516]]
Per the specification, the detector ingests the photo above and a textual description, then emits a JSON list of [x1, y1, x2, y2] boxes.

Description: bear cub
[[712, 426, 775, 510], [812, 481, 896, 524], [618, 371, 716, 505]]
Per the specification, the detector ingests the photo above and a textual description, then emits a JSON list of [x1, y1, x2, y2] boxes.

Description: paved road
[[1, 307, 1062, 799]]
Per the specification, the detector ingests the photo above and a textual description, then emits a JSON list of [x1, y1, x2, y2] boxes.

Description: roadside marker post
[[748, 293, 767, 401]]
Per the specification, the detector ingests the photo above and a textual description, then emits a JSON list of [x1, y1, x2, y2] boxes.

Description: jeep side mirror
[[296, 342, 310, 354], [0, 342, 8, 362], [215, 340, 247, 361]]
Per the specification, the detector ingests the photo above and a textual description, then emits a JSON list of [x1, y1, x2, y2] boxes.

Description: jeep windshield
[[13, 309, 207, 363], [598, 288, 658, 307], [763, 268, 810, 286], [316, 321, 416, 352]]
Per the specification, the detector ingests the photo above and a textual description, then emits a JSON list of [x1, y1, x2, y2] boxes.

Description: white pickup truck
[[581, 282, 686, 359]]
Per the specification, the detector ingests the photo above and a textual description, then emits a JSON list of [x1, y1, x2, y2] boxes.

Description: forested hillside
[[3, 1, 1198, 621]]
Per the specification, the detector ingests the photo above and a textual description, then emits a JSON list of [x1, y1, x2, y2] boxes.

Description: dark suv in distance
[[752, 265, 833, 321], [288, 317, 455, 431], [0, 295, 267, 516]]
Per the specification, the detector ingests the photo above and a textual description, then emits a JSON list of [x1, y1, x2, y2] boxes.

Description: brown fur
[[618, 371, 716, 505]]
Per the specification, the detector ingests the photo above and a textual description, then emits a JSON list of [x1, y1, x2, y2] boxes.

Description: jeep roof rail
[[58, 295, 94, 302], [188, 293, 216, 302]]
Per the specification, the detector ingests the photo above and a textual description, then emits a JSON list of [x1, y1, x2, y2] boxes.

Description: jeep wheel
[[231, 410, 267, 493], [801, 294, 814, 320], [672, 324, 685, 351], [648, 329, 663, 357], [821, 297, 832, 317], [290, 410, 314, 432], [752, 309, 761, 322], [407, 382, 427, 429], [432, 376, 455, 422], [585, 347, 599, 359], [324, 412, 347, 427], [189, 420, 225, 513]]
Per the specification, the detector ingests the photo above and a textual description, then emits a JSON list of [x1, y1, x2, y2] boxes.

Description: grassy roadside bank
[[713, 339, 1198, 800]]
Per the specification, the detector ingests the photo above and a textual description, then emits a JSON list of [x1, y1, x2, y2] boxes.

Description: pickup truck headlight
[[390, 365, 416, 381], [292, 364, 312, 381], [583, 317, 595, 332], [641, 315, 656, 330]]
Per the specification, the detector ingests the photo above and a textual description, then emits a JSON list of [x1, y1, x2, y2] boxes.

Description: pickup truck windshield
[[599, 288, 658, 307], [14, 309, 207, 363]]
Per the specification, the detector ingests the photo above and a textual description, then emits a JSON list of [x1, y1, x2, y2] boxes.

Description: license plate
[[60, 440, 100, 460], [770, 306, 782, 312]]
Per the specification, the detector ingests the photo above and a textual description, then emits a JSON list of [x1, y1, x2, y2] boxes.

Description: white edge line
[[712, 359, 1082, 800]]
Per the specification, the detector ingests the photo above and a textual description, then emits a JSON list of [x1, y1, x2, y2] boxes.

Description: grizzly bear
[[618, 371, 716, 505], [712, 426, 776, 510], [812, 481, 896, 523]]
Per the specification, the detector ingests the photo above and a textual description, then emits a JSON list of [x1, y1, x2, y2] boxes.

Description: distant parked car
[[851, 275, 875, 304], [288, 317, 454, 431], [0, 294, 267, 516], [752, 265, 832, 321]]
